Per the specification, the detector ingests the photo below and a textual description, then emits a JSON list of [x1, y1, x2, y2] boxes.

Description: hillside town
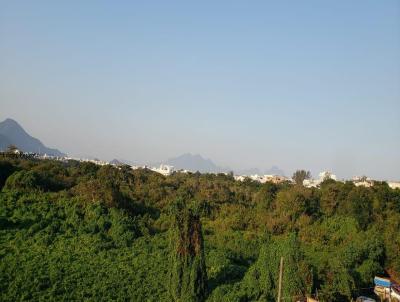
[[2, 147, 400, 190]]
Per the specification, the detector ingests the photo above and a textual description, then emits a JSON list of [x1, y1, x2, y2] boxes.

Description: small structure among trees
[[1, 144, 22, 157]]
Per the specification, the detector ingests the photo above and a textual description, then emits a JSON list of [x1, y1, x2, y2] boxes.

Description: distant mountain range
[[237, 166, 286, 176], [163, 153, 285, 176], [164, 153, 227, 173], [0, 118, 65, 156], [0, 118, 285, 175]]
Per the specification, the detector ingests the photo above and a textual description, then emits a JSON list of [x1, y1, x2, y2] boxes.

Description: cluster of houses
[[352, 176, 400, 190], [233, 171, 338, 186], [141, 164, 190, 176], [234, 170, 400, 190], [352, 175, 400, 189], [303, 172, 400, 190], [2, 148, 400, 189], [234, 174, 290, 184], [38, 153, 110, 166]]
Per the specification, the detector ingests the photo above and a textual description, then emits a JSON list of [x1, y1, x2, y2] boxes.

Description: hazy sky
[[1, 1, 399, 179]]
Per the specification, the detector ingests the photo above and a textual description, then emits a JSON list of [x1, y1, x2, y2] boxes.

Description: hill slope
[[0, 118, 65, 156]]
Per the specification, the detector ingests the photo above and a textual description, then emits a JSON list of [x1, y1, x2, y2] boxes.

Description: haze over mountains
[[237, 166, 286, 177], [163, 153, 286, 176], [165, 153, 225, 173], [0, 118, 65, 156], [0, 118, 285, 175]]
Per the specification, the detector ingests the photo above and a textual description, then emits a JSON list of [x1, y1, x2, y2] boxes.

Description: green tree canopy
[[292, 170, 311, 186], [240, 233, 311, 301]]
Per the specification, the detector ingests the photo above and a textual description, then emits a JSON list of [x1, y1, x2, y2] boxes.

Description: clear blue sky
[[1, 1, 399, 179]]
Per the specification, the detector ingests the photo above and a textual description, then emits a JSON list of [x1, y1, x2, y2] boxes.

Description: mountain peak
[[166, 153, 223, 173], [0, 118, 24, 131], [2, 118, 19, 125], [0, 118, 65, 156]]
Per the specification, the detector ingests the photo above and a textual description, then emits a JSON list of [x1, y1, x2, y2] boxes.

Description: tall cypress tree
[[169, 201, 207, 302]]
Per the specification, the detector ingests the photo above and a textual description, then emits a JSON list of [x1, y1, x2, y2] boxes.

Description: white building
[[234, 175, 247, 182], [303, 179, 319, 188], [352, 176, 374, 187], [249, 174, 265, 183], [150, 164, 175, 176], [234, 174, 289, 184], [388, 182, 400, 190], [264, 175, 290, 184], [354, 181, 373, 188], [303, 171, 337, 188], [319, 171, 337, 181]]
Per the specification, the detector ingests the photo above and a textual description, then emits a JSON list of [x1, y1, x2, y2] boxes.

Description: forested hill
[[0, 155, 399, 301]]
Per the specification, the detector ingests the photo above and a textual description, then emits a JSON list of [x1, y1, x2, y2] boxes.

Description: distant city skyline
[[1, 1, 399, 180]]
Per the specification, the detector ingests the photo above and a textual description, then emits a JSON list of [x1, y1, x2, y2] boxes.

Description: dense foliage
[[0, 157, 399, 301], [169, 201, 207, 302]]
